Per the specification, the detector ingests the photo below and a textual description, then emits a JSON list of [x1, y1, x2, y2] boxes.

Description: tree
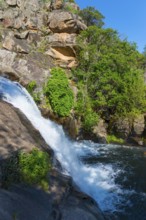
[[79, 7, 105, 27], [74, 26, 146, 119]]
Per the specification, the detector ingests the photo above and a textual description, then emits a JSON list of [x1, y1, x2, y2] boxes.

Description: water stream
[[0, 77, 146, 219]]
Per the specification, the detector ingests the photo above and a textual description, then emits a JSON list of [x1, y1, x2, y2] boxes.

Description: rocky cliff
[[0, 0, 145, 147], [0, 101, 106, 220], [0, 0, 86, 85]]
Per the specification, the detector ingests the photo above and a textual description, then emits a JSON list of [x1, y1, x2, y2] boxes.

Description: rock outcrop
[[0, 101, 50, 159], [0, 49, 52, 86], [0, 100, 106, 220], [0, 0, 86, 73]]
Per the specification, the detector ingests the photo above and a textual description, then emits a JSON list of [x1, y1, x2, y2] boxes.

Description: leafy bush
[[75, 26, 146, 119], [27, 81, 36, 94], [1, 149, 51, 191], [19, 148, 51, 190], [83, 109, 99, 131], [107, 135, 125, 145], [27, 81, 41, 103], [64, 4, 78, 14], [44, 67, 74, 117], [79, 7, 105, 27]]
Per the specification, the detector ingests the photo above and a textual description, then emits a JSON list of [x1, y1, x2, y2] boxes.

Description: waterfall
[[0, 77, 126, 212]]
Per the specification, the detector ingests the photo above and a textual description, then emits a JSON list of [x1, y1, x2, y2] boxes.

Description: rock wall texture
[[0, 101, 106, 220], [0, 0, 86, 84]]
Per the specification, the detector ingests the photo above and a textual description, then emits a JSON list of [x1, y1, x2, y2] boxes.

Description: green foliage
[[1, 149, 51, 191], [79, 7, 105, 27], [64, 4, 78, 14], [107, 135, 125, 145], [27, 81, 41, 104], [19, 148, 51, 190], [44, 67, 74, 117], [83, 109, 99, 131], [143, 45, 146, 58], [27, 81, 37, 94], [75, 90, 99, 131], [75, 26, 146, 120], [37, 39, 48, 53]]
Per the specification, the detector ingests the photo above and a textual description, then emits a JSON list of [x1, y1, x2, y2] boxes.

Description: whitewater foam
[[0, 77, 136, 212]]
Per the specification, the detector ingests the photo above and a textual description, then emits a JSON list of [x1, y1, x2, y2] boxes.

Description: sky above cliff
[[76, 0, 146, 53]]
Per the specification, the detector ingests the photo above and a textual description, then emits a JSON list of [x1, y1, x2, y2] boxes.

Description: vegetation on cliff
[[2, 149, 51, 191], [44, 67, 74, 117], [71, 6, 146, 133]]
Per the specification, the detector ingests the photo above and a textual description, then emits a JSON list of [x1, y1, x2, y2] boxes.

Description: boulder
[[47, 33, 76, 46], [0, 101, 49, 160], [49, 170, 106, 220], [46, 33, 77, 66], [110, 117, 131, 139], [0, 170, 106, 220], [48, 11, 87, 33], [50, 0, 63, 10], [93, 119, 107, 143], [0, 49, 53, 86], [132, 115, 145, 136], [3, 35, 30, 53]]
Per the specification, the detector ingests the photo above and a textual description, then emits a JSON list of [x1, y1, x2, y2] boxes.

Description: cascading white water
[[0, 77, 128, 212]]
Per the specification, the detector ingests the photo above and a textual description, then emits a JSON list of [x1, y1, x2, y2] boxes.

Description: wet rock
[[49, 170, 106, 220], [0, 100, 106, 220], [0, 101, 49, 159]]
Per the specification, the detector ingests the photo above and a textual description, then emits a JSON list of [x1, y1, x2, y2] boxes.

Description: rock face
[[0, 49, 52, 86], [111, 118, 132, 139], [0, 101, 50, 159], [0, 100, 106, 220], [93, 119, 107, 143], [109, 116, 146, 146], [48, 11, 86, 33], [0, 0, 86, 71], [50, 0, 63, 10]]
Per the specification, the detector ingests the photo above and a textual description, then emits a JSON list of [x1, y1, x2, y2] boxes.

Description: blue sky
[[76, 0, 146, 53]]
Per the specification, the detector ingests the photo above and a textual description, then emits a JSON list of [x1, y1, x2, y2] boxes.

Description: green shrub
[[19, 148, 51, 190], [44, 67, 74, 117], [83, 109, 99, 131], [107, 135, 124, 145], [64, 4, 78, 14], [27, 81, 37, 94], [27, 81, 41, 104], [75, 26, 146, 119], [1, 148, 51, 190]]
